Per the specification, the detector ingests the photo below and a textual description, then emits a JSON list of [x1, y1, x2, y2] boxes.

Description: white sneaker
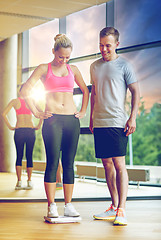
[[15, 181, 22, 190], [64, 203, 80, 217], [48, 203, 59, 218], [25, 180, 33, 190]]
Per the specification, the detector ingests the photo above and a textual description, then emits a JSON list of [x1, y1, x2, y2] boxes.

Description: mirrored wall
[[18, 0, 161, 200]]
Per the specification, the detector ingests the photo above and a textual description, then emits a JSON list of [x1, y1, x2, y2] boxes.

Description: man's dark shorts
[[93, 127, 128, 159]]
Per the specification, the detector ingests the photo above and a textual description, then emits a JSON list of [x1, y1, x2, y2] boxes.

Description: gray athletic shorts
[[93, 127, 128, 159]]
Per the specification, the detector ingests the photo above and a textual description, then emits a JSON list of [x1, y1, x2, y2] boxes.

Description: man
[[89, 27, 140, 226]]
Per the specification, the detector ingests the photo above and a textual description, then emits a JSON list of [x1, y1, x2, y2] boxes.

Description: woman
[[2, 88, 42, 190], [21, 34, 89, 218]]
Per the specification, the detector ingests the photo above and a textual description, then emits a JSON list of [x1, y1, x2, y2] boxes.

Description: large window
[[120, 48, 161, 167], [29, 19, 59, 67], [73, 59, 94, 86], [66, 4, 106, 58], [115, 0, 161, 48], [121, 48, 161, 110]]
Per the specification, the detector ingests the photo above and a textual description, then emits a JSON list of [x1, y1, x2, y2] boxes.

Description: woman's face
[[53, 47, 72, 65]]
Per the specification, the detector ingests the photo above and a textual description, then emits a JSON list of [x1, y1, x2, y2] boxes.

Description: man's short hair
[[100, 27, 119, 42]]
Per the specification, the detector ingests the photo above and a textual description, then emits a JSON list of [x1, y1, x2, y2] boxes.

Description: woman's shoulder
[[37, 63, 48, 72], [12, 98, 19, 104], [32, 64, 49, 81], [10, 98, 20, 109], [69, 64, 77, 70], [68, 64, 79, 75], [36, 63, 49, 82]]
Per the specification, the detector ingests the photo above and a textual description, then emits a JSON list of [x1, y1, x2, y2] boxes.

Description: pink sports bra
[[43, 63, 74, 93], [15, 98, 32, 115]]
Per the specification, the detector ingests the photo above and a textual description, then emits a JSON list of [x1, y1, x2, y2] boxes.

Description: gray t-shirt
[[90, 56, 137, 128]]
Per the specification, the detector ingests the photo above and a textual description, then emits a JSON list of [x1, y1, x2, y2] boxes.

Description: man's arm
[[124, 82, 140, 136], [89, 85, 95, 134]]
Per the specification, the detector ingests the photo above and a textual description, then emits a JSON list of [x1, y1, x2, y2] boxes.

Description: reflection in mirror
[[1, 0, 161, 201]]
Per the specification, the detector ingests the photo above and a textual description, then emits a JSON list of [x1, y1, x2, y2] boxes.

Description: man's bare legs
[[102, 158, 118, 208], [102, 156, 128, 210], [113, 156, 128, 209]]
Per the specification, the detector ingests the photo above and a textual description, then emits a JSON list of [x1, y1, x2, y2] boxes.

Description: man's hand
[[74, 111, 86, 119], [89, 119, 93, 134], [124, 117, 136, 136]]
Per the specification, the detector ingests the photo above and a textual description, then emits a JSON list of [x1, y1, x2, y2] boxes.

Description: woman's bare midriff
[[16, 115, 34, 128], [45, 92, 77, 115]]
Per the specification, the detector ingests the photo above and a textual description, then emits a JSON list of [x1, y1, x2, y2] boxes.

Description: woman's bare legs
[[44, 182, 57, 206], [27, 167, 33, 181], [16, 166, 22, 181], [63, 184, 74, 205]]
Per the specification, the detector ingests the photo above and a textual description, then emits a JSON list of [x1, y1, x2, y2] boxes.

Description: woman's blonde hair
[[54, 34, 73, 51]]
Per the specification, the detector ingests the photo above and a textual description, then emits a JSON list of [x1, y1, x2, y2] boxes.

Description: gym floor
[[0, 200, 161, 240]]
